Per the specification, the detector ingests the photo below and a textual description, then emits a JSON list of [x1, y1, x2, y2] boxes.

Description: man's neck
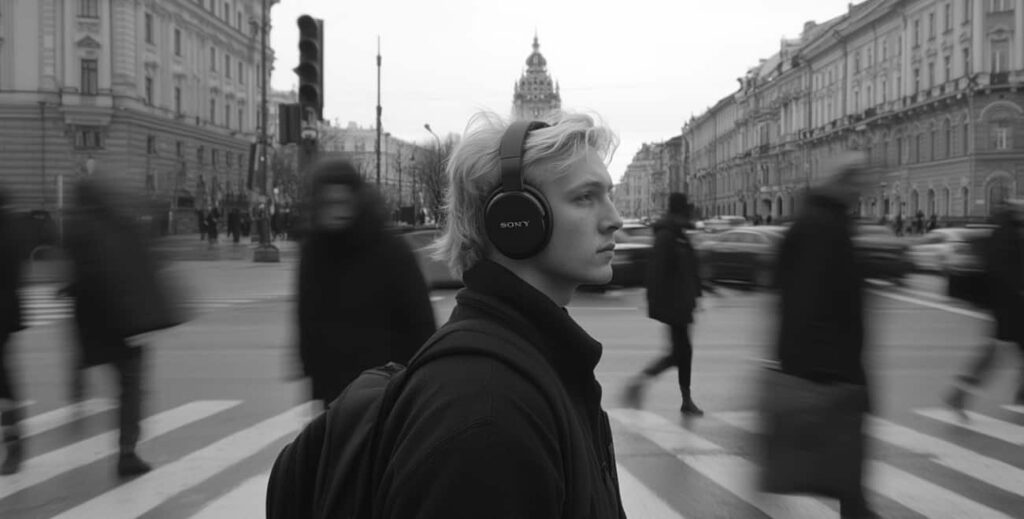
[[488, 256, 574, 307]]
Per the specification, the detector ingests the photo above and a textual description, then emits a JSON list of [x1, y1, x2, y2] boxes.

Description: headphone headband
[[499, 120, 550, 192]]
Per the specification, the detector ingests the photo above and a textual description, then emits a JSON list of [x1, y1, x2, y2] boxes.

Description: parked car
[[695, 226, 786, 288], [852, 224, 913, 284], [399, 228, 462, 289], [908, 227, 994, 273]]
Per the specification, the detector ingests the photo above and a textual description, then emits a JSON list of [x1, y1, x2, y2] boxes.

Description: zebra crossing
[[1, 399, 1021, 518], [17, 284, 289, 328]]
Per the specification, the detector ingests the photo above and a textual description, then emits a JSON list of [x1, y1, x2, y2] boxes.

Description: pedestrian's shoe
[[116, 451, 152, 477], [680, 399, 704, 417], [622, 377, 646, 409], [944, 386, 970, 421], [0, 438, 22, 475]]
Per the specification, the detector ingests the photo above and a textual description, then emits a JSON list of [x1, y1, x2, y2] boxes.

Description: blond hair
[[431, 110, 618, 278]]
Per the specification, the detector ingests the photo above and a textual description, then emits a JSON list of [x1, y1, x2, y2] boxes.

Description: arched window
[[943, 187, 951, 216], [927, 189, 936, 215], [943, 119, 952, 158], [910, 190, 920, 214], [961, 186, 970, 216]]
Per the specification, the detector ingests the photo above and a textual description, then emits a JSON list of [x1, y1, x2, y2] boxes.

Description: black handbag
[[757, 367, 869, 501]]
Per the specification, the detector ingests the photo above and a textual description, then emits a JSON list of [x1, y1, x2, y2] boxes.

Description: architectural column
[[973, 0, 985, 74], [903, 15, 913, 97], [1015, 0, 1024, 70]]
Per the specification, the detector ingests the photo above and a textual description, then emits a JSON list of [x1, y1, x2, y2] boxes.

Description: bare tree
[[419, 135, 457, 225]]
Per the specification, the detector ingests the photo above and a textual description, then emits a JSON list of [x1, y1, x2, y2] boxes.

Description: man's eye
[[576, 192, 594, 202]]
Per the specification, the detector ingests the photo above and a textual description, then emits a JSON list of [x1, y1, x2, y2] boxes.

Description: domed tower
[[512, 34, 562, 120]]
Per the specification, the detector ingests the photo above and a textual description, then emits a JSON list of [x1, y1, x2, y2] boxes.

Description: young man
[[370, 112, 627, 517]]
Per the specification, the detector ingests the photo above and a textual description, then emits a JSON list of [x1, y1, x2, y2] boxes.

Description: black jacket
[[371, 260, 626, 519], [774, 191, 867, 386], [297, 228, 436, 404], [0, 208, 22, 336], [646, 215, 701, 326]]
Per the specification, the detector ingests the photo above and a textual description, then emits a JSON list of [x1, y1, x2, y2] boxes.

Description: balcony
[[991, 72, 1010, 85]]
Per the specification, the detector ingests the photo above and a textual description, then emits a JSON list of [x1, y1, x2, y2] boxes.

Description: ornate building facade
[[512, 34, 561, 120], [0, 0, 275, 232], [683, 0, 1024, 222]]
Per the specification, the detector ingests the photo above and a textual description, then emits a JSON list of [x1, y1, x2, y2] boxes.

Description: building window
[[145, 13, 154, 44], [210, 98, 216, 123], [79, 0, 99, 18], [238, 63, 244, 84], [962, 187, 970, 216], [197, 146, 205, 164], [866, 84, 873, 107], [944, 55, 951, 82], [225, 102, 231, 128], [145, 76, 153, 105], [854, 52, 861, 73], [928, 12, 935, 39], [963, 121, 970, 154], [914, 19, 921, 46], [237, 11, 242, 30], [223, 2, 230, 20], [881, 77, 888, 102], [174, 87, 182, 114], [212, 149, 220, 167], [963, 46, 972, 75], [225, 55, 231, 78], [916, 133, 925, 162], [914, 67, 921, 92], [882, 38, 888, 61], [176, 141, 185, 158], [992, 121, 1011, 149], [226, 152, 233, 167], [174, 29, 182, 56], [853, 88, 860, 112], [928, 62, 936, 88], [147, 135, 157, 155], [944, 119, 952, 157], [81, 59, 98, 95], [930, 127, 938, 160], [210, 46, 216, 71], [896, 136, 903, 164], [989, 0, 1012, 12], [965, 0, 972, 21], [945, 3, 953, 31], [74, 127, 103, 149], [991, 39, 1009, 72], [238, 107, 243, 129]]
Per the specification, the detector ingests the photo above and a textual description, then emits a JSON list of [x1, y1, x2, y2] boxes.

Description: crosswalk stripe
[[607, 408, 722, 452], [22, 399, 117, 438], [608, 409, 834, 518], [52, 403, 313, 519], [0, 400, 240, 499], [916, 408, 1024, 445], [615, 463, 687, 519], [187, 472, 271, 519], [715, 411, 1017, 518], [717, 409, 1024, 496]]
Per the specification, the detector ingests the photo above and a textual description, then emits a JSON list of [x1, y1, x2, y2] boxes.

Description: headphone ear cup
[[485, 187, 551, 259]]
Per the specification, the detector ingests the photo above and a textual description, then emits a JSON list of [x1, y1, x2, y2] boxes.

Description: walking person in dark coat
[[946, 200, 1024, 411], [227, 208, 241, 244], [771, 151, 879, 518], [296, 159, 436, 408], [623, 192, 705, 416], [64, 178, 182, 477], [205, 206, 220, 244], [0, 189, 26, 475]]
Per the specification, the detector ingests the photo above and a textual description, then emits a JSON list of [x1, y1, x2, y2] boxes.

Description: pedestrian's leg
[[0, 333, 24, 475], [674, 325, 703, 416], [1015, 340, 1024, 404], [946, 339, 1000, 417], [115, 344, 150, 477], [623, 326, 676, 408]]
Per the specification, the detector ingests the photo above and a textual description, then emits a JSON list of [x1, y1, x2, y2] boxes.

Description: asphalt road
[[2, 256, 1022, 518]]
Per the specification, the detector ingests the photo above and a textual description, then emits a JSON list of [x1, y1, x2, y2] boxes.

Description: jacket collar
[[454, 260, 604, 379]]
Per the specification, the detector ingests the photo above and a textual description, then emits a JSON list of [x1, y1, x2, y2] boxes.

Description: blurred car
[[942, 225, 996, 305], [615, 223, 654, 245], [699, 215, 748, 233], [908, 227, 994, 273], [695, 226, 786, 287], [852, 224, 912, 284], [399, 228, 462, 289]]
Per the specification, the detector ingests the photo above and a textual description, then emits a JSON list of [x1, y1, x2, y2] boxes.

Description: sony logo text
[[499, 221, 530, 229]]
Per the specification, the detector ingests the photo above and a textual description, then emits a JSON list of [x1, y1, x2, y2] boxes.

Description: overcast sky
[[269, 0, 859, 183]]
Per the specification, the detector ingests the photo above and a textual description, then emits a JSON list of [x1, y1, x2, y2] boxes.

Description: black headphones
[[484, 120, 552, 259]]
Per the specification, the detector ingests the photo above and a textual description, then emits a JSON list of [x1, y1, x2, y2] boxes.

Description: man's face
[[531, 150, 623, 290], [317, 184, 357, 231]]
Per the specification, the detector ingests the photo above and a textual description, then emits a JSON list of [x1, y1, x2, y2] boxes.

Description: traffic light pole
[[253, 0, 279, 262]]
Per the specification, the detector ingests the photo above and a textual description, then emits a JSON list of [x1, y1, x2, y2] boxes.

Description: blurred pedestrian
[[227, 208, 241, 244], [196, 209, 206, 241], [946, 199, 1024, 413], [894, 213, 903, 236], [269, 113, 628, 518], [240, 213, 251, 239], [64, 178, 183, 477], [296, 160, 436, 408], [623, 192, 705, 416], [0, 188, 26, 475], [927, 212, 938, 232], [206, 206, 220, 245], [763, 151, 879, 518]]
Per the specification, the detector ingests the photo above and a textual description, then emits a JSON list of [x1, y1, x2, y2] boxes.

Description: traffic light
[[295, 15, 323, 122], [278, 103, 301, 145]]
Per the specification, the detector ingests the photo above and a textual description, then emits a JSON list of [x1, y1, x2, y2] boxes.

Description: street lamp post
[[253, 0, 279, 262]]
